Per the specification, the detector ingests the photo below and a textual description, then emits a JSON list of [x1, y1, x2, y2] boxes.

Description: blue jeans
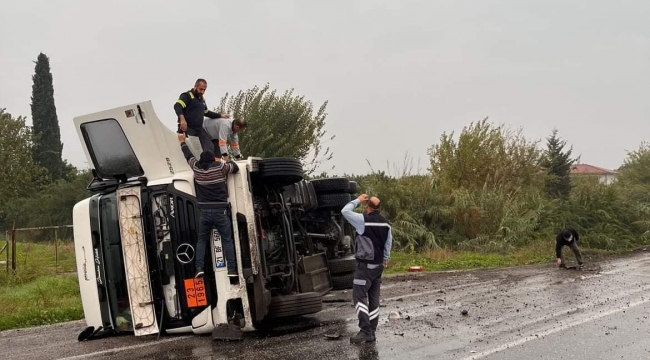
[[196, 208, 237, 272]]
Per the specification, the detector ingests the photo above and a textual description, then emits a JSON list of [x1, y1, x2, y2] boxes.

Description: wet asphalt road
[[3, 251, 650, 359]]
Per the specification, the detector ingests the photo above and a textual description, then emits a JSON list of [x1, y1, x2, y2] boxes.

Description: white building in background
[[570, 163, 618, 185]]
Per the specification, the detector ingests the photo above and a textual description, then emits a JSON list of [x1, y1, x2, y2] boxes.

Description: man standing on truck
[[556, 228, 584, 269], [341, 194, 393, 344], [174, 79, 229, 153], [178, 133, 240, 277], [203, 117, 247, 161]]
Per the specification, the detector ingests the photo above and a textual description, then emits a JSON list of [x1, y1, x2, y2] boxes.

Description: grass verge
[[383, 241, 623, 274], [0, 241, 81, 331], [0, 276, 83, 331]]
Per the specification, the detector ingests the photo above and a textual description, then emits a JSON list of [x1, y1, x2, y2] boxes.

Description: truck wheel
[[328, 255, 356, 274], [306, 182, 318, 208], [259, 158, 304, 187], [331, 272, 355, 290], [346, 181, 358, 194], [317, 193, 351, 211], [310, 177, 350, 194], [266, 292, 323, 318], [298, 181, 319, 211]]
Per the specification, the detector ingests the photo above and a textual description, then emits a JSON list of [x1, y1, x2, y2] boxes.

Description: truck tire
[[266, 292, 323, 318], [328, 255, 356, 274], [331, 272, 355, 290], [347, 181, 358, 194], [317, 193, 351, 211], [310, 177, 350, 194], [298, 181, 319, 211], [306, 181, 319, 209], [259, 158, 304, 187]]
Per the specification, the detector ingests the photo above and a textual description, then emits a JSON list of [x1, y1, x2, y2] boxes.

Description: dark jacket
[[556, 228, 579, 258], [356, 212, 391, 264], [174, 89, 222, 130], [180, 142, 239, 208]]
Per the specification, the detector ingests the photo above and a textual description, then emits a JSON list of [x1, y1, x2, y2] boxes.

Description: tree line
[[0, 53, 91, 231], [3, 53, 650, 256], [341, 119, 650, 253]]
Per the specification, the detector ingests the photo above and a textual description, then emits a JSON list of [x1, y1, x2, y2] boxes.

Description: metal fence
[[3, 223, 74, 275]]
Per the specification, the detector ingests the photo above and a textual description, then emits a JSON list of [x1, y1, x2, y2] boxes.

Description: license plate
[[212, 229, 225, 268], [184, 278, 207, 308]]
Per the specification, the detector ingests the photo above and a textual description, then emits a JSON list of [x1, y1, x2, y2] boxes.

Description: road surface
[[2, 251, 650, 359]]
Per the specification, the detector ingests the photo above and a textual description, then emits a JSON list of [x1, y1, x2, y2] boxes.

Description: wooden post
[[11, 222, 16, 274], [5, 231, 8, 273], [54, 227, 58, 274]]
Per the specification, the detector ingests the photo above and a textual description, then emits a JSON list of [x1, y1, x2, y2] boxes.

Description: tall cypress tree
[[31, 52, 63, 181], [542, 128, 577, 199]]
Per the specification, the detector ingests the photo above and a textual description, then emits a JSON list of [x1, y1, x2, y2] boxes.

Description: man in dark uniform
[[174, 78, 229, 153], [556, 228, 583, 269], [341, 193, 393, 344]]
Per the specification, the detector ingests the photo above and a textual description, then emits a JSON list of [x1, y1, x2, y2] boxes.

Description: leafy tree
[[4, 170, 93, 228], [541, 128, 577, 199], [617, 142, 650, 186], [0, 108, 47, 226], [217, 83, 334, 175], [31, 52, 63, 181], [61, 160, 81, 182], [615, 142, 650, 203], [427, 117, 543, 192]]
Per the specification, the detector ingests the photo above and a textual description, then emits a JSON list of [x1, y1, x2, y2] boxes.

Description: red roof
[[570, 164, 617, 175]]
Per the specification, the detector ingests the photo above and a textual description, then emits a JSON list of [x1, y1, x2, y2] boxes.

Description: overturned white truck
[[72, 101, 359, 340]]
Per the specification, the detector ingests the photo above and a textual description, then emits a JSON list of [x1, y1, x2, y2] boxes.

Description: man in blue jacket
[[341, 194, 393, 344], [174, 79, 229, 153]]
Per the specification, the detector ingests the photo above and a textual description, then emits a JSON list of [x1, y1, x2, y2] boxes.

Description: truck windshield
[[81, 119, 144, 180], [99, 193, 133, 331]]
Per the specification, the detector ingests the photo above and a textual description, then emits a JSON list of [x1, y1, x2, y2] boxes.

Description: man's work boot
[[350, 331, 375, 344], [227, 268, 238, 277]]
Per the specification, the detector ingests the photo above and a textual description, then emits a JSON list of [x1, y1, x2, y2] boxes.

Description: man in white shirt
[[203, 117, 247, 161]]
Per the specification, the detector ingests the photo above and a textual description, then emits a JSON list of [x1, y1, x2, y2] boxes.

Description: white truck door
[[72, 101, 195, 183]]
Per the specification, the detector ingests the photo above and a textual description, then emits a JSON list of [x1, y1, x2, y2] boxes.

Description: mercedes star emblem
[[176, 243, 195, 264]]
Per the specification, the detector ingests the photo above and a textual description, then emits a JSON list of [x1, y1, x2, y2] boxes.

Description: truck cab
[[72, 101, 357, 340]]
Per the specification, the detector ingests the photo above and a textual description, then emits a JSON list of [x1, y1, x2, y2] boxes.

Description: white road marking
[[459, 296, 650, 360], [57, 335, 192, 359]]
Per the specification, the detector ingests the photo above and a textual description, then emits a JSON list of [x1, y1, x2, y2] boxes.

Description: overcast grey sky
[[1, 0, 649, 175]]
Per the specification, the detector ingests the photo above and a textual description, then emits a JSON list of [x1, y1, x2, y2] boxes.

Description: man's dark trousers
[[353, 261, 383, 335], [196, 207, 236, 273], [185, 126, 215, 154], [559, 242, 583, 266]]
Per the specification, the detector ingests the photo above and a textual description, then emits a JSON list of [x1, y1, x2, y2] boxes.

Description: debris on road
[[322, 299, 348, 303], [324, 333, 341, 340], [212, 324, 244, 341], [389, 311, 401, 320]]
